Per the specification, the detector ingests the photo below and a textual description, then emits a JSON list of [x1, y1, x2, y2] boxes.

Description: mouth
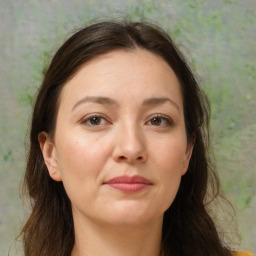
[[103, 175, 153, 193]]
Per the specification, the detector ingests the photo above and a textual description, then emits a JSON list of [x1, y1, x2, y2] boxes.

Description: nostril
[[118, 155, 143, 162]]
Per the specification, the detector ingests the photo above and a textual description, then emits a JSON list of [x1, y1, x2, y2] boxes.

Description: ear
[[181, 135, 195, 175], [38, 132, 62, 181]]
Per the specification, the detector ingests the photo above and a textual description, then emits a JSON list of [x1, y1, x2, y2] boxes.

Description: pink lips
[[104, 175, 152, 193]]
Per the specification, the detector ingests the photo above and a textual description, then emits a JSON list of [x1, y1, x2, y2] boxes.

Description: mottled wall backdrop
[[0, 0, 255, 255]]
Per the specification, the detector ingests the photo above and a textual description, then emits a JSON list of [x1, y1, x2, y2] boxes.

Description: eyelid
[[145, 114, 173, 126], [79, 113, 111, 125], [78, 113, 173, 127]]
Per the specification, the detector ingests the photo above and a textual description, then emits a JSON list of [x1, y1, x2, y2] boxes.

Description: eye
[[146, 115, 172, 126], [88, 116, 103, 125], [80, 114, 110, 126]]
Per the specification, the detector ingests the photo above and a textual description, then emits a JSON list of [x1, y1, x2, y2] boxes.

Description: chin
[[103, 204, 163, 227]]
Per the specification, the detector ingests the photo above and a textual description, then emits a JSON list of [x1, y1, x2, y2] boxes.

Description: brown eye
[[146, 115, 172, 127], [150, 117, 162, 126], [89, 116, 102, 125], [80, 114, 110, 126]]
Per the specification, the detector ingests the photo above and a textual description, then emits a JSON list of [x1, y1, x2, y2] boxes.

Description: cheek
[[150, 137, 187, 208], [153, 136, 187, 173], [56, 131, 112, 181], [55, 132, 114, 210]]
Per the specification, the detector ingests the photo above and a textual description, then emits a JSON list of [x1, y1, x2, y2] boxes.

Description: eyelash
[[80, 113, 111, 126], [145, 114, 173, 127], [79, 114, 173, 127]]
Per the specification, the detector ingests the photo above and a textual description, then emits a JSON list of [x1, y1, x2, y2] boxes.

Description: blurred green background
[[0, 0, 255, 255]]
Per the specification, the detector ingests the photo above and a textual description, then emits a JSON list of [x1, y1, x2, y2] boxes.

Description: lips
[[103, 175, 152, 192]]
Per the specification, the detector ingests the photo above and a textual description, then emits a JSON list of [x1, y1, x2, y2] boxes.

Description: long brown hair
[[21, 20, 233, 256]]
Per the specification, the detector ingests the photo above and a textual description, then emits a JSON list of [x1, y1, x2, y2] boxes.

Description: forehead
[[59, 49, 183, 110]]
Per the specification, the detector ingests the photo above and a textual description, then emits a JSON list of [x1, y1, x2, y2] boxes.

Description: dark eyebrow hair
[[72, 96, 180, 113], [72, 96, 118, 111], [142, 97, 180, 113]]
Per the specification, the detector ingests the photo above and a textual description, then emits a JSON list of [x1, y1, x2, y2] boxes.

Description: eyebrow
[[72, 96, 180, 112], [142, 97, 180, 113], [72, 96, 118, 111]]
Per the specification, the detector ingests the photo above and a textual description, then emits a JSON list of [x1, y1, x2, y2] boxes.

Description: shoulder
[[233, 251, 255, 256]]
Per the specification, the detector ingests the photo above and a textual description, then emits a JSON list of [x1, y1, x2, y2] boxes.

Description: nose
[[112, 124, 147, 164]]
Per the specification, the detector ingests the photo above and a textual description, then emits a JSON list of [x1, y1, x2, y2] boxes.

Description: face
[[40, 49, 193, 228]]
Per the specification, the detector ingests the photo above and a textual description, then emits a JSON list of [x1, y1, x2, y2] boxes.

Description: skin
[[39, 49, 194, 256]]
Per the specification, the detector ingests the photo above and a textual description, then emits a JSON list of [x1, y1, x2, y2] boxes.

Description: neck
[[71, 214, 163, 256]]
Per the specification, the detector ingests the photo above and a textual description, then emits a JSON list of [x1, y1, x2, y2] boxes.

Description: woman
[[21, 21, 253, 256]]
